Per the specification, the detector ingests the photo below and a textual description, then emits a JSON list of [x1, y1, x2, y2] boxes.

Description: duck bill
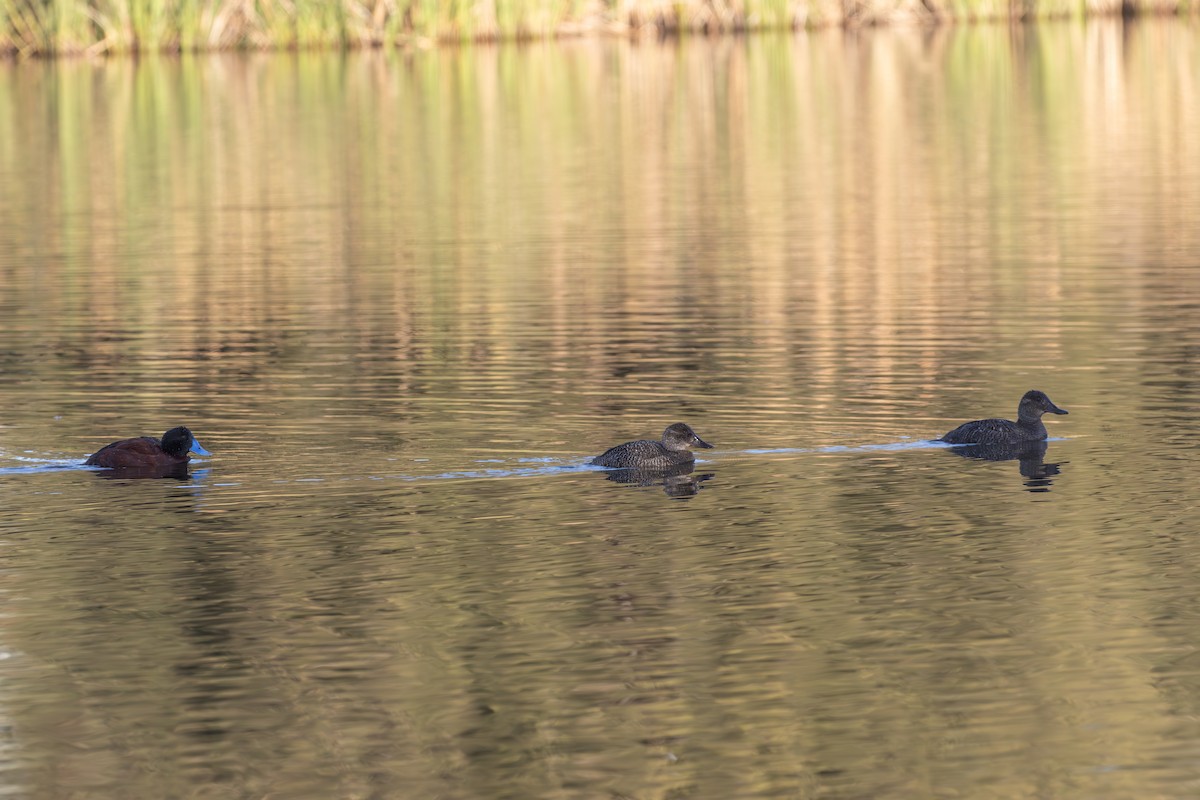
[[1049, 404, 1069, 415], [694, 437, 715, 449], [189, 437, 212, 457]]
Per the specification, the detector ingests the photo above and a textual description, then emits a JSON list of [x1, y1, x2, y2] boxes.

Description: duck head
[[1018, 390, 1068, 422], [161, 426, 212, 459], [662, 423, 714, 452]]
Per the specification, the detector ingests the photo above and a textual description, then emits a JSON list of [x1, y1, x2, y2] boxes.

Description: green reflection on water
[[0, 21, 1199, 800]]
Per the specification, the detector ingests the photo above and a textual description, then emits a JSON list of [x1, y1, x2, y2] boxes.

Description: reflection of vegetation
[[0, 0, 1195, 54], [0, 28, 1198, 797], [0, 25, 1196, 443]]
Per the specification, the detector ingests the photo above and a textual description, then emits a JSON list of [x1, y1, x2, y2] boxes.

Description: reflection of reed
[[0, 24, 1197, 438], [2, 25, 1199, 798], [0, 0, 1195, 54]]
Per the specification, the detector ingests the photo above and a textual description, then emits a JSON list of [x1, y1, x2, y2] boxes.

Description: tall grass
[[0, 0, 1195, 54]]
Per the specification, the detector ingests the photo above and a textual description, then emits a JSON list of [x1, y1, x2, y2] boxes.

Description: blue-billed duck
[[939, 390, 1068, 445], [592, 423, 714, 469], [85, 426, 211, 469]]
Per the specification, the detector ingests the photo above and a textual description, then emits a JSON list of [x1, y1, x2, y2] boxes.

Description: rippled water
[[2, 20, 1200, 798]]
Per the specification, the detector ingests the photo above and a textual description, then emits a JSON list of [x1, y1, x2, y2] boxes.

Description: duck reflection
[[599, 462, 714, 498], [90, 463, 194, 480], [947, 440, 1064, 492]]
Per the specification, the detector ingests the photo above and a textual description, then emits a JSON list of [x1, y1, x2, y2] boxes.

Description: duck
[[592, 423, 714, 469], [939, 390, 1068, 445], [85, 426, 211, 469]]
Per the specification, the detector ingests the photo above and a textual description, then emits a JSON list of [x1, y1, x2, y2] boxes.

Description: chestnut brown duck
[[85, 426, 211, 470]]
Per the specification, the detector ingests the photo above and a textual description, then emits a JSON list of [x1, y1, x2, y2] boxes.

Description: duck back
[[593, 440, 690, 469], [940, 418, 1042, 445], [85, 437, 186, 469]]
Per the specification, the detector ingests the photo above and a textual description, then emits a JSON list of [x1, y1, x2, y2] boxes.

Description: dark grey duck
[[592, 423, 714, 469], [939, 390, 1068, 445]]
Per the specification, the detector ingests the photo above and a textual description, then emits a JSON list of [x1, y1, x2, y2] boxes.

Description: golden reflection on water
[[0, 24, 1196, 423], [0, 19, 1199, 800]]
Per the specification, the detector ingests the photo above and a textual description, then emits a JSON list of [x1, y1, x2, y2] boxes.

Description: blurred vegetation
[[1, 23, 1199, 799], [0, 21, 1197, 445], [0, 0, 1197, 55]]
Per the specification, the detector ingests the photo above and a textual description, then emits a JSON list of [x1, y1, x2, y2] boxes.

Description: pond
[[2, 20, 1200, 798]]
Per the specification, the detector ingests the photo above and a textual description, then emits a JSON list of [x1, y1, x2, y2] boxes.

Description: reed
[[0, 0, 1195, 55]]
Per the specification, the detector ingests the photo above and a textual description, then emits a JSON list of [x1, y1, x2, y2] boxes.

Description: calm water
[[2, 20, 1200, 799]]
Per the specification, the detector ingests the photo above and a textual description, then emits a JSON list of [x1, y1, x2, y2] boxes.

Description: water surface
[[2, 21, 1200, 799]]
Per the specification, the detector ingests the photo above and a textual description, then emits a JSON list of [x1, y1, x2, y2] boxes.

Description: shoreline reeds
[[0, 0, 1195, 56]]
